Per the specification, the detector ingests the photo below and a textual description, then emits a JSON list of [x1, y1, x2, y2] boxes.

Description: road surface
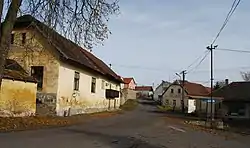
[[0, 99, 249, 148]]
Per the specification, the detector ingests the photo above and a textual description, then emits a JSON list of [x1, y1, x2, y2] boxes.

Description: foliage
[[214, 81, 226, 90], [0, 0, 120, 87], [157, 105, 173, 111], [120, 99, 138, 111], [240, 71, 250, 81]]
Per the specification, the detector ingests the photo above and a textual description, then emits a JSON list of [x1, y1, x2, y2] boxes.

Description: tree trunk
[[0, 0, 22, 88]]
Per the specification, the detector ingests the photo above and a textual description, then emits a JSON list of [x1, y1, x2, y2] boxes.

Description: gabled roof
[[3, 59, 36, 83], [135, 86, 153, 91], [163, 81, 209, 97], [182, 81, 210, 96], [123, 77, 135, 84], [155, 80, 171, 90], [13, 15, 122, 83], [213, 81, 250, 101]]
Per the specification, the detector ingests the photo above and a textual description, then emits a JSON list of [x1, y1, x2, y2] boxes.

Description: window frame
[[74, 71, 80, 91], [31, 66, 44, 91], [170, 89, 174, 93], [11, 33, 15, 44], [101, 80, 105, 89], [22, 32, 26, 45], [178, 88, 181, 93], [91, 77, 96, 93]]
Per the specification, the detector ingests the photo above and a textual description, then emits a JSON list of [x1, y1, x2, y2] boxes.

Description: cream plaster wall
[[56, 63, 121, 116]]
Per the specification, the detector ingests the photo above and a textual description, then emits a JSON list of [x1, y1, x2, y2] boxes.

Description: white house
[[153, 80, 171, 102], [8, 15, 123, 116], [162, 81, 211, 113]]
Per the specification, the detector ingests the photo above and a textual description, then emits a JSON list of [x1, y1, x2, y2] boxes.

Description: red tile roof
[[13, 15, 123, 83], [123, 78, 134, 84], [135, 86, 153, 91], [181, 81, 209, 96]]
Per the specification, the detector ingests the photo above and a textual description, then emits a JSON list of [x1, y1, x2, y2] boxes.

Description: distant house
[[153, 81, 171, 102], [0, 59, 37, 117], [8, 15, 123, 116], [213, 81, 250, 119], [135, 86, 153, 98], [122, 77, 136, 90], [162, 81, 221, 114]]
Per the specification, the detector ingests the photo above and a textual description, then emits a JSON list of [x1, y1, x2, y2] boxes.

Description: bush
[[120, 99, 138, 111]]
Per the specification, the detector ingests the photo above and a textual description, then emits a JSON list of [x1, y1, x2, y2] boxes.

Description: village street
[[0, 99, 249, 148]]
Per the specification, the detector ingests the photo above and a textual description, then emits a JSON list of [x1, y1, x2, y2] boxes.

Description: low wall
[[0, 79, 37, 117], [120, 89, 137, 105], [36, 92, 57, 116]]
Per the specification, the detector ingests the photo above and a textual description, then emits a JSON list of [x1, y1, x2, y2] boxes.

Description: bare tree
[[0, 0, 119, 87], [241, 71, 250, 81]]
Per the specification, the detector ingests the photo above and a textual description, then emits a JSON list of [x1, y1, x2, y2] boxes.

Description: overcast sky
[[93, 0, 250, 87]]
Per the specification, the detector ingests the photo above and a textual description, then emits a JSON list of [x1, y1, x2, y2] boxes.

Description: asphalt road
[[0, 99, 249, 148]]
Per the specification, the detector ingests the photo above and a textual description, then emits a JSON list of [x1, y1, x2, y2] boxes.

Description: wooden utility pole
[[180, 70, 187, 113], [206, 44, 218, 125]]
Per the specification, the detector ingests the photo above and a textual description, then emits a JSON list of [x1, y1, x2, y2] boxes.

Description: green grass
[[120, 99, 138, 111], [157, 105, 173, 111]]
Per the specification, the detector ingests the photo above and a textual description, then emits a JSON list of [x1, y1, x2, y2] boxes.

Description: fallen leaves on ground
[[0, 111, 121, 133]]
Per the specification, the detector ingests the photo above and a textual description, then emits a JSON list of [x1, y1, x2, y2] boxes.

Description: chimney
[[225, 79, 229, 85]]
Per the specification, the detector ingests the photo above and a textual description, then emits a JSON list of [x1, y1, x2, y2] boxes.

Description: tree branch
[[1, 0, 22, 45]]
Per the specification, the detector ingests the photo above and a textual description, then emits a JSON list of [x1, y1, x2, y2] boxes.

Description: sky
[[93, 0, 250, 87]]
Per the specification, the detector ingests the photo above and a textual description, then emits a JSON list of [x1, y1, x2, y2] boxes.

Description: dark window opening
[[171, 89, 174, 93], [91, 77, 96, 93], [178, 88, 181, 93], [31, 66, 44, 90], [74, 71, 80, 90], [11, 33, 14, 44], [173, 100, 176, 106], [22, 33, 26, 45]]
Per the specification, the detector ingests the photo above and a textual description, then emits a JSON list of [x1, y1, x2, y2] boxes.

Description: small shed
[[0, 59, 37, 117]]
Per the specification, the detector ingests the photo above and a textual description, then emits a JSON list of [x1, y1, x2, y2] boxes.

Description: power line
[[186, 51, 210, 74], [211, 0, 241, 45], [185, 50, 209, 70], [111, 63, 250, 73], [216, 48, 250, 53]]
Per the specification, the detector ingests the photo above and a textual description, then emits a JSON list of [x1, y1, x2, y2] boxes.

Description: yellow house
[[0, 59, 37, 117], [8, 15, 123, 116]]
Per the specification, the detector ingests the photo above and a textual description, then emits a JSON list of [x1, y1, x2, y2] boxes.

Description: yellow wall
[[0, 79, 37, 117], [56, 63, 121, 116], [8, 30, 60, 93]]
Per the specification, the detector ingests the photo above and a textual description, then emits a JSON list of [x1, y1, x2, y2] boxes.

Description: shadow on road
[[63, 128, 166, 148]]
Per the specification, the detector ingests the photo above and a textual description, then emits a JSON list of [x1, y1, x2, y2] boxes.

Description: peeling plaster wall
[[162, 85, 188, 110], [8, 30, 60, 115], [0, 79, 37, 117], [56, 63, 121, 116], [8, 30, 60, 94]]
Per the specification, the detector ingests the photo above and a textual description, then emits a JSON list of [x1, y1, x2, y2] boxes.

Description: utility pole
[[206, 44, 218, 126], [180, 70, 187, 113]]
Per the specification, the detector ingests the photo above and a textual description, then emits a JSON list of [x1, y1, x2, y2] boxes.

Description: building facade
[[8, 15, 122, 116]]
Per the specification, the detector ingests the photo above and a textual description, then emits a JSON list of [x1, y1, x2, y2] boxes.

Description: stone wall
[[36, 92, 56, 116], [120, 89, 137, 105]]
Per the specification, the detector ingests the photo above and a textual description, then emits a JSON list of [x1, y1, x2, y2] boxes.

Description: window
[[178, 88, 181, 93], [166, 99, 169, 105], [22, 33, 26, 45], [171, 89, 174, 93], [101, 80, 105, 89], [74, 71, 80, 91], [106, 82, 109, 87], [91, 77, 96, 93], [11, 33, 14, 44], [31, 66, 44, 90], [173, 100, 176, 106]]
